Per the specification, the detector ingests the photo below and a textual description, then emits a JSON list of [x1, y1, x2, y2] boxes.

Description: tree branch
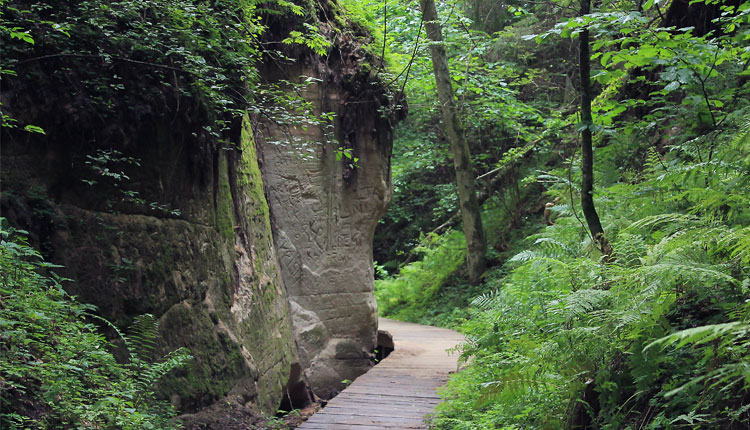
[[13, 53, 195, 75]]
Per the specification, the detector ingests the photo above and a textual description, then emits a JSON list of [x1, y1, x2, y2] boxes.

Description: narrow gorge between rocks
[[5, 0, 748, 428]]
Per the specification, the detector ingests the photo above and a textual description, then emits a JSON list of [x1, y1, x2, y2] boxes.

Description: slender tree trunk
[[419, 0, 486, 283], [579, 0, 611, 256]]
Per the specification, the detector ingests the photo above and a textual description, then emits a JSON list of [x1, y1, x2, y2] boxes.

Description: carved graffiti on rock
[[258, 70, 392, 397]]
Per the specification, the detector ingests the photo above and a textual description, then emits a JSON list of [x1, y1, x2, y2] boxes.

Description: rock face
[[0, 4, 398, 417], [1, 114, 300, 414], [258, 61, 395, 397]]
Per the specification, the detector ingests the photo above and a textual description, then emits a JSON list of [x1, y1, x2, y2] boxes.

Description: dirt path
[[297, 318, 465, 429]]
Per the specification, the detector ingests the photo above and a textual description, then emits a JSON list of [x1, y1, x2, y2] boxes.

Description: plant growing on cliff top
[[0, 219, 191, 430], [0, 0, 47, 135], [82, 149, 182, 217], [0, 0, 334, 136]]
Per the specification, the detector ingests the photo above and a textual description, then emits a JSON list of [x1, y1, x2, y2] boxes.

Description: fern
[[644, 322, 748, 351], [532, 237, 577, 259], [675, 187, 750, 221], [476, 369, 552, 407], [507, 249, 538, 264], [406, 107, 750, 429], [508, 235, 579, 265], [719, 225, 750, 263], [612, 307, 651, 332], [508, 252, 571, 270], [536, 173, 580, 192], [471, 290, 502, 311], [132, 347, 192, 406], [555, 289, 613, 323], [128, 314, 159, 361], [644, 323, 750, 406], [638, 262, 737, 287], [611, 232, 648, 267], [0, 222, 191, 429], [548, 203, 574, 217], [624, 213, 702, 235], [727, 110, 750, 159], [85, 312, 192, 408]]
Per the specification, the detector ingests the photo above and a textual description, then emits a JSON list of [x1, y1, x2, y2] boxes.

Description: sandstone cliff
[[2, 110, 299, 413], [0, 0, 398, 419], [259, 59, 395, 398]]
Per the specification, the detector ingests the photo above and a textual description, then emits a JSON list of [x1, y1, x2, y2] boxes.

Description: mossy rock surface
[[0, 112, 298, 415]]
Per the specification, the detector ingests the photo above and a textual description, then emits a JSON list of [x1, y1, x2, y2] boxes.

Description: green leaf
[[645, 322, 747, 352], [663, 81, 681, 92], [23, 125, 46, 134], [10, 29, 34, 44]]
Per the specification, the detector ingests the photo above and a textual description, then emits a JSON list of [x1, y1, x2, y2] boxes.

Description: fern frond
[[471, 290, 502, 310], [536, 173, 580, 191], [128, 314, 159, 360], [612, 233, 648, 267], [624, 213, 701, 234], [636, 222, 734, 262], [507, 249, 539, 264], [548, 203, 573, 216], [656, 160, 746, 180], [645, 322, 748, 352], [708, 362, 750, 393], [613, 307, 650, 332], [133, 347, 192, 405], [728, 111, 750, 153], [674, 187, 750, 221], [638, 262, 738, 287], [556, 289, 613, 322], [509, 239, 577, 265], [84, 312, 127, 343], [719, 226, 750, 263], [533, 237, 577, 259], [476, 369, 550, 407], [662, 361, 750, 400]]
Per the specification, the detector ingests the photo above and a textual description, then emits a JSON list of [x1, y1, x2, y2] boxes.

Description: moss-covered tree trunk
[[579, 0, 611, 256], [420, 0, 486, 284]]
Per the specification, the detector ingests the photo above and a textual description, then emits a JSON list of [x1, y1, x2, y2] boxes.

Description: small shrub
[[0, 219, 191, 430]]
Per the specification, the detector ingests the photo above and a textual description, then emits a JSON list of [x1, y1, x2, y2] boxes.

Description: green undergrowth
[[429, 112, 750, 429], [0, 221, 191, 430], [376, 109, 750, 430], [375, 192, 545, 328], [375, 230, 468, 325]]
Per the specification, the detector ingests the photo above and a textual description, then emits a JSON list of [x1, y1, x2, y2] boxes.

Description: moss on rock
[[216, 151, 237, 241], [157, 302, 254, 410], [237, 114, 271, 232]]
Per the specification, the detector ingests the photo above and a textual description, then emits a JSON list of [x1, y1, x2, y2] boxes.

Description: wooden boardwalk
[[297, 318, 465, 430]]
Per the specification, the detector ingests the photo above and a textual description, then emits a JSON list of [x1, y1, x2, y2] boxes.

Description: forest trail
[[297, 318, 465, 429]]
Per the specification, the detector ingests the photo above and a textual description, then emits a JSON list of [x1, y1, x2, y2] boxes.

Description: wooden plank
[[297, 318, 464, 429], [304, 414, 425, 426], [300, 424, 419, 430], [327, 396, 441, 408], [320, 407, 431, 419], [324, 400, 438, 411]]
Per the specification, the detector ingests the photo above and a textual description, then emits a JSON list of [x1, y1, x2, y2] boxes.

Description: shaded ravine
[[297, 318, 465, 429]]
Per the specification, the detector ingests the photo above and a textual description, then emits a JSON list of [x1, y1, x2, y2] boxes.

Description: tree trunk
[[579, 0, 611, 256], [419, 0, 486, 283]]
